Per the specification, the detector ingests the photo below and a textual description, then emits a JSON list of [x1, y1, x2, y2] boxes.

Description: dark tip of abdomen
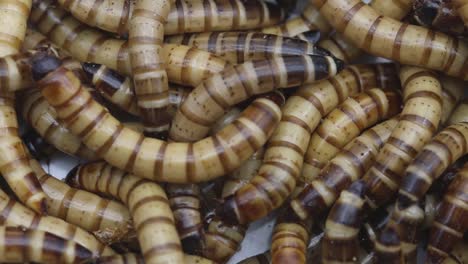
[[334, 56, 346, 72], [217, 196, 241, 225], [64, 164, 81, 187], [31, 53, 62, 81], [81, 62, 101, 81], [314, 46, 331, 57]]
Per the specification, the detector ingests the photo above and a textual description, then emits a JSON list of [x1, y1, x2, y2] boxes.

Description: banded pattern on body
[[440, 77, 465, 126], [128, 0, 174, 134], [57, 0, 284, 36], [374, 226, 404, 264], [427, 166, 468, 264], [362, 66, 442, 208], [29, 159, 133, 244], [0, 92, 46, 213], [317, 33, 362, 63], [21, 89, 97, 160], [322, 180, 367, 263], [413, 0, 467, 37], [170, 55, 343, 141], [82, 63, 190, 117], [312, 0, 468, 80], [165, 32, 330, 64], [291, 118, 399, 221], [166, 183, 203, 254], [219, 64, 400, 225], [454, 0, 468, 27], [448, 101, 468, 125], [35, 59, 282, 183], [0, 52, 33, 92], [0, 0, 31, 56], [202, 218, 247, 262], [0, 188, 114, 256], [301, 88, 402, 183], [0, 226, 94, 264], [69, 162, 184, 264], [29, 0, 229, 83], [370, 0, 413, 20]]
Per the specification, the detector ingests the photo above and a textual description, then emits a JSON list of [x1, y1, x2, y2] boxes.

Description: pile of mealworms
[[0, 0, 467, 263]]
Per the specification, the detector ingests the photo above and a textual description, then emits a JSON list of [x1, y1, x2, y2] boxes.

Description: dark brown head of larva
[[30, 52, 62, 81]]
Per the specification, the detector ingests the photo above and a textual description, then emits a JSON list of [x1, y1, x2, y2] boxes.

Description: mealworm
[[69, 161, 185, 264], [0, 0, 31, 56], [312, 0, 468, 79], [202, 218, 247, 262], [362, 66, 442, 209], [169, 55, 344, 141], [0, 187, 114, 256], [165, 32, 331, 64], [57, 0, 283, 36], [219, 64, 400, 225], [262, 4, 332, 37], [0, 52, 33, 92], [82, 62, 190, 117], [83, 253, 215, 264], [291, 118, 399, 221], [317, 33, 362, 63], [427, 166, 468, 264], [413, 0, 467, 37], [454, 0, 468, 27], [33, 55, 282, 183], [0, 226, 95, 264], [301, 88, 402, 183], [440, 77, 465, 126], [20, 88, 98, 160], [29, 0, 229, 84], [322, 180, 367, 263], [369, 0, 413, 20], [29, 159, 134, 245], [210, 107, 243, 135], [374, 226, 404, 264], [23, 129, 56, 160], [448, 100, 468, 125], [166, 183, 204, 254]]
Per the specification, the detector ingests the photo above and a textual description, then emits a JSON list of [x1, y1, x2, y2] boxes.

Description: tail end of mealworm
[[300, 31, 322, 44], [334, 56, 346, 72], [64, 164, 80, 187], [81, 62, 100, 81], [217, 196, 241, 225], [31, 53, 62, 81]]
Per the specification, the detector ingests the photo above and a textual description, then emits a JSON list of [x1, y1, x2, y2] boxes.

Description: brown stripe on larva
[[402, 70, 438, 88], [175, 0, 184, 33], [132, 195, 170, 215], [95, 124, 123, 157], [57, 188, 78, 220], [315, 126, 342, 149], [203, 76, 231, 109], [387, 137, 418, 158], [203, 0, 212, 32], [0, 56, 8, 89], [136, 216, 174, 234], [185, 144, 195, 182], [363, 16, 383, 51], [117, 42, 129, 74], [231, 120, 258, 152], [338, 102, 366, 131], [0, 199, 16, 224], [282, 56, 307, 86], [124, 179, 147, 205], [207, 32, 220, 55], [405, 90, 443, 106], [87, 0, 105, 22], [77, 108, 107, 138], [255, 172, 290, 200], [117, 0, 131, 35], [29, 214, 41, 229], [445, 126, 468, 154], [431, 139, 454, 164], [90, 198, 110, 231], [233, 66, 254, 97], [294, 90, 326, 116], [410, 149, 445, 179], [211, 134, 230, 173], [62, 24, 88, 52], [268, 140, 305, 157], [339, 2, 365, 32], [373, 160, 401, 183], [400, 114, 437, 133], [346, 67, 365, 92], [230, 0, 240, 28], [420, 30, 435, 67], [262, 161, 298, 181], [5, 227, 29, 260], [443, 37, 459, 73], [87, 35, 108, 62], [392, 23, 409, 62], [153, 142, 168, 180], [124, 134, 145, 172], [60, 94, 93, 126], [340, 149, 366, 175]]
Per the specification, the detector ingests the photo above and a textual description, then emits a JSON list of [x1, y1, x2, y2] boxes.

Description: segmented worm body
[[82, 63, 190, 117], [322, 180, 367, 263], [0, 188, 114, 256], [57, 0, 284, 36], [291, 118, 399, 221], [165, 32, 330, 64], [219, 64, 400, 225], [21, 88, 97, 160], [68, 162, 185, 264], [448, 100, 468, 125], [312, 0, 468, 80], [317, 33, 362, 63], [0, 52, 33, 92], [170, 55, 343, 141], [22, 129, 56, 160], [29, 1, 229, 84], [0, 0, 31, 56], [202, 218, 246, 262], [374, 226, 404, 264], [301, 88, 402, 183], [427, 166, 468, 264], [362, 66, 442, 209], [369, 0, 413, 20], [454, 0, 468, 27], [440, 77, 465, 126], [413, 0, 467, 37], [34, 57, 282, 183], [0, 226, 94, 264]]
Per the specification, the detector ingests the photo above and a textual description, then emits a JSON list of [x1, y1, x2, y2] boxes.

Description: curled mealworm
[[301, 88, 402, 183], [291, 118, 399, 221], [369, 0, 413, 20], [202, 218, 247, 262], [33, 55, 282, 183], [322, 180, 367, 263], [413, 0, 467, 37], [362, 66, 442, 209], [311, 0, 468, 80], [165, 32, 331, 64], [169, 55, 344, 141], [427, 166, 468, 264], [219, 64, 400, 225], [57, 0, 284, 36], [0, 226, 95, 264]]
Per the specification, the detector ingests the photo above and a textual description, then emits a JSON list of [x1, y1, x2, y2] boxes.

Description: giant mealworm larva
[[68, 161, 185, 264], [413, 0, 467, 37], [0, 0, 31, 56], [33, 55, 282, 183], [0, 226, 94, 264], [427, 166, 468, 264], [28, 159, 134, 245], [322, 180, 367, 263], [374, 226, 404, 264], [0, 188, 114, 256], [219, 64, 400, 225], [128, 0, 173, 134], [169, 55, 343, 141], [301, 88, 401, 183], [202, 218, 246, 262], [29, 0, 229, 84], [0, 52, 33, 92], [82, 62, 190, 117], [362, 66, 442, 209], [166, 183, 204, 254], [369, 0, 413, 20], [165, 32, 331, 64], [21, 88, 97, 160], [454, 0, 468, 27], [291, 118, 399, 221], [317, 33, 362, 63], [440, 77, 465, 126], [57, 0, 283, 36], [311, 0, 468, 80]]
